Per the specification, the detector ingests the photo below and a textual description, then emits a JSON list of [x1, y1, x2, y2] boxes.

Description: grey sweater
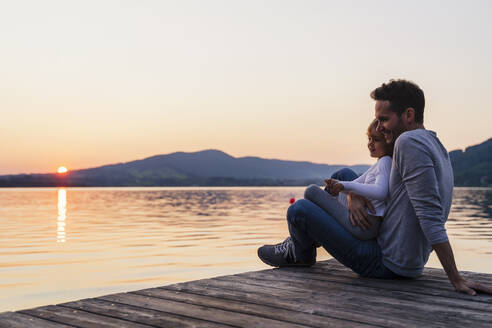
[[377, 129, 454, 278]]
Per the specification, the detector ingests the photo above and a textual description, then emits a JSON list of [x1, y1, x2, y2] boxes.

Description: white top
[[337, 156, 392, 217]]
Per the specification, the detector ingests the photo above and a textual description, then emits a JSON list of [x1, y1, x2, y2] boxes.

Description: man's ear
[[404, 107, 415, 124]]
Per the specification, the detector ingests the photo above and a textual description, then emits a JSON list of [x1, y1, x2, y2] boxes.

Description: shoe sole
[[257, 248, 315, 268], [257, 248, 280, 267]]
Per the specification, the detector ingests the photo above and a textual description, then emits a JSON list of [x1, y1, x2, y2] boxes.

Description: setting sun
[[57, 166, 68, 174]]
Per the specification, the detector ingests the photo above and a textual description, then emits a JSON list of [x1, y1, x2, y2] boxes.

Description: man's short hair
[[370, 79, 425, 123]]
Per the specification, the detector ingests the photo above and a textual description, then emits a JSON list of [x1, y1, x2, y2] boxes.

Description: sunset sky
[[2, 0, 491, 174]]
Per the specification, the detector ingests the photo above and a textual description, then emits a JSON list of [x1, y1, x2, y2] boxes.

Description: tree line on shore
[[1, 138, 490, 187]]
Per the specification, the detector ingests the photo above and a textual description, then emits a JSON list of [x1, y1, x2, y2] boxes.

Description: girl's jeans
[[287, 168, 400, 278]]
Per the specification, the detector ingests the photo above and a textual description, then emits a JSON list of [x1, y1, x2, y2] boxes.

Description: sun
[[57, 166, 68, 174]]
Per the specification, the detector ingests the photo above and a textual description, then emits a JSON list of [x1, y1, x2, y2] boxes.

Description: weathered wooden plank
[[321, 267, 492, 300], [180, 273, 492, 315], [0, 312, 72, 328], [100, 292, 312, 328], [221, 275, 490, 327], [241, 267, 492, 305], [278, 263, 444, 290], [162, 279, 425, 328], [190, 278, 453, 328], [251, 267, 492, 304], [134, 286, 373, 328], [215, 273, 492, 327], [20, 305, 153, 328], [280, 266, 469, 295], [317, 260, 492, 284], [60, 297, 233, 328], [423, 267, 492, 284], [286, 263, 467, 291], [273, 269, 492, 312], [3, 258, 492, 328]]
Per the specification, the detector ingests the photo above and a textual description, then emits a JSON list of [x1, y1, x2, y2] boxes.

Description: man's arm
[[348, 193, 492, 294], [346, 192, 375, 230], [433, 241, 492, 295], [396, 135, 492, 295]]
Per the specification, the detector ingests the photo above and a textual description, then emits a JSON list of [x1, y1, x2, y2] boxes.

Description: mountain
[[449, 138, 492, 186], [3, 138, 490, 187], [0, 150, 370, 187]]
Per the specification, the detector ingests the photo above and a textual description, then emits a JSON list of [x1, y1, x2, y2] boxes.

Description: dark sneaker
[[257, 237, 315, 268]]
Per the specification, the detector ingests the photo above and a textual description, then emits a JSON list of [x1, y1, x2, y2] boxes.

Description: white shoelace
[[273, 237, 296, 261]]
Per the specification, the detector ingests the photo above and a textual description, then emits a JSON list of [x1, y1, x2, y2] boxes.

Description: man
[[258, 79, 492, 295]]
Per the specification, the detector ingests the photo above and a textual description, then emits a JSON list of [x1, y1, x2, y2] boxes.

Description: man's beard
[[385, 118, 406, 143]]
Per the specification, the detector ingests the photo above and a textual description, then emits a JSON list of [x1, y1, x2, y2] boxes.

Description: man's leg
[[331, 167, 358, 181], [258, 167, 396, 277], [286, 199, 397, 278]]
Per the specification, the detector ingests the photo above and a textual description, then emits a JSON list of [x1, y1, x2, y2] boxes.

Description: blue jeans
[[287, 168, 400, 278]]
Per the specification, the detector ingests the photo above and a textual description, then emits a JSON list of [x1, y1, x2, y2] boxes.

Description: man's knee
[[304, 184, 322, 201], [287, 199, 312, 224], [331, 168, 357, 181]]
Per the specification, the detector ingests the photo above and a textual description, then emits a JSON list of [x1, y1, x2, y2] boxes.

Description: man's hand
[[324, 178, 344, 196], [433, 241, 492, 295], [346, 192, 376, 230], [452, 278, 492, 296]]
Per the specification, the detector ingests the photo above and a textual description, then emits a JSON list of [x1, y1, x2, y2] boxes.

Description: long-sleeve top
[[377, 129, 453, 278], [338, 155, 392, 217]]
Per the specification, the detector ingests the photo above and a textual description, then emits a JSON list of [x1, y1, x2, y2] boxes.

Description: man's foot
[[257, 237, 315, 268]]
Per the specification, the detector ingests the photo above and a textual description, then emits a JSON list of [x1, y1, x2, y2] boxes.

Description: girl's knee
[[304, 184, 322, 200]]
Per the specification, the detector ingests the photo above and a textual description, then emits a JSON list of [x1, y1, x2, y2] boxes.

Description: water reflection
[[57, 188, 66, 243], [0, 187, 491, 313], [447, 188, 492, 240]]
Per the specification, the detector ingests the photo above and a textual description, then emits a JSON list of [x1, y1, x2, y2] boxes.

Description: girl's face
[[367, 129, 388, 159]]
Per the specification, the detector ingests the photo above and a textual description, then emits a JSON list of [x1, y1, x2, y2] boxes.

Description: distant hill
[[449, 138, 492, 187], [0, 150, 370, 187], [2, 138, 490, 187]]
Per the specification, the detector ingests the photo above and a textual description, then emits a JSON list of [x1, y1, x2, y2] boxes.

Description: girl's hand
[[324, 179, 344, 196], [330, 182, 344, 196], [324, 178, 337, 191]]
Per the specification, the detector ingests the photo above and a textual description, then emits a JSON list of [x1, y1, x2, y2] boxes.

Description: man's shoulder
[[394, 131, 417, 150], [395, 129, 435, 149]]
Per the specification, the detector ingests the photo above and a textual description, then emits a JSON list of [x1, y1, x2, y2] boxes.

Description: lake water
[[1, 187, 492, 312]]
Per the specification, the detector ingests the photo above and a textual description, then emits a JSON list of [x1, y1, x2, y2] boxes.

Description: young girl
[[304, 119, 394, 240]]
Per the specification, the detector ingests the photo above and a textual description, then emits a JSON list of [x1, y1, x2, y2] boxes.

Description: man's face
[[374, 100, 407, 144]]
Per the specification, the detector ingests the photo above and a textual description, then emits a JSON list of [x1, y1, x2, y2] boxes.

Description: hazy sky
[[1, 0, 491, 174]]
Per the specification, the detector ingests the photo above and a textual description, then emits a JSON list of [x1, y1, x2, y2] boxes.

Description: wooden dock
[[1, 259, 492, 327]]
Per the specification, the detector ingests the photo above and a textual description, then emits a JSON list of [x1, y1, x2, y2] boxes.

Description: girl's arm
[[352, 169, 369, 183], [339, 156, 392, 200], [325, 168, 368, 195]]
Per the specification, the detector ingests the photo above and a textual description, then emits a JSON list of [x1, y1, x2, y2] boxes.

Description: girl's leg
[[304, 184, 380, 240], [287, 199, 397, 278]]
